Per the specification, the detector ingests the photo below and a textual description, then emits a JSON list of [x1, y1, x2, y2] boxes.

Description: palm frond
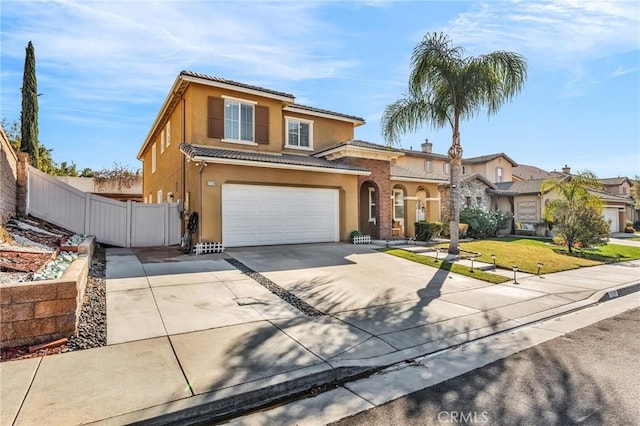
[[381, 92, 449, 145]]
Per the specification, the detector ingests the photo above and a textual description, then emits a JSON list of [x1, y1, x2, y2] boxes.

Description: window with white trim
[[160, 130, 165, 153], [368, 187, 377, 223], [285, 117, 313, 149], [393, 189, 404, 221], [166, 121, 171, 147], [425, 160, 432, 173], [225, 98, 254, 142], [151, 143, 157, 173], [496, 167, 503, 182], [444, 163, 450, 175], [157, 190, 163, 204]]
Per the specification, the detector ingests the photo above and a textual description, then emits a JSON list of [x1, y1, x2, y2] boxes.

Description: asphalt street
[[330, 306, 640, 426]]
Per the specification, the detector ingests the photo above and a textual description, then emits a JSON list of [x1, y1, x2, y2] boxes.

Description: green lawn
[[383, 237, 640, 282], [381, 248, 511, 284]]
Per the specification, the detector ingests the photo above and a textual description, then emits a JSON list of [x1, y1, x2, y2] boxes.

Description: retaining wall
[[0, 237, 95, 348]]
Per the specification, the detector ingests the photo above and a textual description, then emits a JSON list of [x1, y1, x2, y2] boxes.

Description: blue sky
[[1, 0, 639, 178]]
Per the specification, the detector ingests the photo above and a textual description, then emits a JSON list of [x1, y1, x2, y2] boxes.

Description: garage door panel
[[602, 208, 619, 234], [222, 184, 339, 247]]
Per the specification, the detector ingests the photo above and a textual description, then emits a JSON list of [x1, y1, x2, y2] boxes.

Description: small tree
[[20, 41, 40, 167], [542, 172, 609, 252]]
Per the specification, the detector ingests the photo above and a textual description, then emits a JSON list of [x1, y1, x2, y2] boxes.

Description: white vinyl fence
[[27, 166, 180, 247]]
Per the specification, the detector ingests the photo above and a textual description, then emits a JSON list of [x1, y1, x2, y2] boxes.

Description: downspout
[[198, 161, 207, 243]]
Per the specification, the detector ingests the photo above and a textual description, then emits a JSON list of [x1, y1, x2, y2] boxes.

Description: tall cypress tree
[[20, 41, 39, 167]]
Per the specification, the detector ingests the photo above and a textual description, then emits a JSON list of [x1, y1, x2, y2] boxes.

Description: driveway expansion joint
[[225, 258, 326, 317]]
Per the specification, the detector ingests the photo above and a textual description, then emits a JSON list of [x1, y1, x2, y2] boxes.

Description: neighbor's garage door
[[602, 208, 619, 233], [222, 184, 339, 247]]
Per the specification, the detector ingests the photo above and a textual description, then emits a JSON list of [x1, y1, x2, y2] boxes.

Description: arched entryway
[[359, 181, 379, 238]]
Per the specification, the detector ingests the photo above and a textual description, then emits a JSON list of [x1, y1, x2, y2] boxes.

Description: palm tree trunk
[[448, 130, 462, 255]]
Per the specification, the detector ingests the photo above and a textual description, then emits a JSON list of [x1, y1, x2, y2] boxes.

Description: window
[[425, 160, 432, 173], [208, 97, 269, 144], [151, 143, 156, 173], [157, 190, 163, 204], [462, 166, 466, 174], [166, 121, 171, 147], [466, 197, 472, 207], [393, 189, 404, 220], [476, 197, 482, 205], [496, 167, 503, 182], [225, 98, 254, 142], [368, 187, 377, 223], [623, 187, 628, 195], [444, 163, 450, 175], [160, 130, 165, 153], [285, 117, 313, 149]]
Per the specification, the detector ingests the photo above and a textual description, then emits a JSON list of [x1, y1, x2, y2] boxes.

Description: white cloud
[[442, 0, 640, 67]]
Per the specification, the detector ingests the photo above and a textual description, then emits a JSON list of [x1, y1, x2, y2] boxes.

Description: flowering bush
[[460, 205, 513, 238]]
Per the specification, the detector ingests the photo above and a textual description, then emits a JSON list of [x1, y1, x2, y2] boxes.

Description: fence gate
[[26, 166, 180, 247]]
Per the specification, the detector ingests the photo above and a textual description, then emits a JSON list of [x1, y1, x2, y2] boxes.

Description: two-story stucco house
[[138, 71, 545, 247]]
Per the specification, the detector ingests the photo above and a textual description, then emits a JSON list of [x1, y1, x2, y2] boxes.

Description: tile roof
[[599, 177, 631, 186], [180, 70, 295, 99], [313, 139, 402, 156], [180, 143, 369, 172], [512, 164, 553, 180], [494, 179, 545, 194], [463, 153, 518, 166], [390, 165, 448, 182], [589, 189, 633, 204], [287, 104, 365, 123]]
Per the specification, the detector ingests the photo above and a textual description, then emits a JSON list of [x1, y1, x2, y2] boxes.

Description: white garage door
[[222, 184, 339, 247], [602, 208, 619, 233]]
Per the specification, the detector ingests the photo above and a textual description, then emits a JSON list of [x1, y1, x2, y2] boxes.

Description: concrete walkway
[[2, 243, 639, 425]]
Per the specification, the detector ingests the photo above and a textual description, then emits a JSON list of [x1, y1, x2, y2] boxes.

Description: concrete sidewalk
[[2, 243, 639, 425]]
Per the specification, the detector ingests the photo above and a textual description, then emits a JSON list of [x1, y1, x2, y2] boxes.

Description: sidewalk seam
[[11, 356, 43, 426]]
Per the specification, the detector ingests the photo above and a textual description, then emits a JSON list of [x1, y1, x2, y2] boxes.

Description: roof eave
[[283, 106, 365, 126], [186, 154, 370, 176]]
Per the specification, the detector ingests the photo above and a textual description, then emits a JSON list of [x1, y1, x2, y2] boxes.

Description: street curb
[[104, 281, 640, 425]]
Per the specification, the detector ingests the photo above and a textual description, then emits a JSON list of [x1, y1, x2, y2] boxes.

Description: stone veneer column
[[16, 152, 30, 216]]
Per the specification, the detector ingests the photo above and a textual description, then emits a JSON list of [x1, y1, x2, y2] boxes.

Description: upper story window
[[462, 165, 466, 174], [225, 98, 254, 142], [166, 121, 171, 147], [285, 117, 313, 150], [208, 96, 269, 145], [425, 160, 432, 173], [160, 129, 165, 153], [444, 163, 450, 175], [496, 167, 503, 182], [623, 187, 628, 195]]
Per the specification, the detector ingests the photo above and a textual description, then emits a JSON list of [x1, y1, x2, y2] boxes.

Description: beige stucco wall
[[185, 162, 359, 243], [0, 127, 18, 224], [465, 157, 514, 183], [183, 84, 355, 154]]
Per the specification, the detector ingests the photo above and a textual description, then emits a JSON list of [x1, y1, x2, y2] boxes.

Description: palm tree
[[382, 33, 528, 254]]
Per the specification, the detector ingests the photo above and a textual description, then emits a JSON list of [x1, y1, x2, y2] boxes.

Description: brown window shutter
[[208, 97, 224, 139], [255, 105, 269, 144]]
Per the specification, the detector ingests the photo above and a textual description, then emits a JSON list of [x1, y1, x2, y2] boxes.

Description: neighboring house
[[55, 176, 143, 202], [492, 178, 633, 235], [512, 164, 554, 181]]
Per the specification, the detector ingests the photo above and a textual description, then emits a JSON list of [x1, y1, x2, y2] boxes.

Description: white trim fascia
[[191, 155, 370, 176], [222, 95, 258, 105], [284, 106, 364, 125], [181, 75, 295, 102], [138, 76, 186, 159], [222, 139, 258, 147], [390, 176, 447, 184]]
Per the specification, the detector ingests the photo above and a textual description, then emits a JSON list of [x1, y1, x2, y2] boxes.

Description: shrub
[[459, 205, 513, 238], [414, 221, 444, 242], [440, 222, 470, 238], [624, 222, 636, 233], [349, 230, 362, 242]]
